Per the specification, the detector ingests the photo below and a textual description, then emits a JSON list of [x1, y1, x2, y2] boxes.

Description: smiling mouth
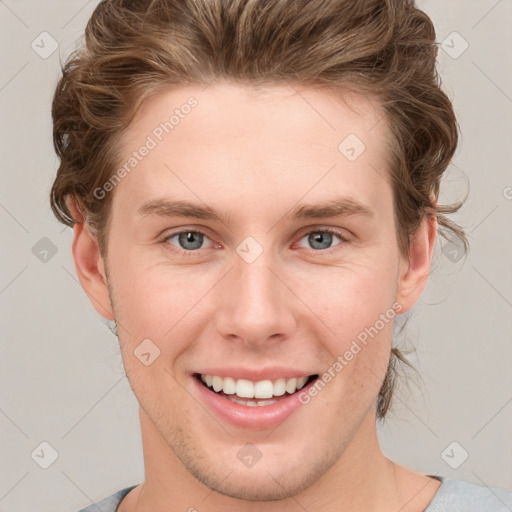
[[194, 373, 319, 407]]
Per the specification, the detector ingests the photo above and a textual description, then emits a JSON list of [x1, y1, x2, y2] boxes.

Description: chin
[[167, 428, 344, 502], [186, 462, 319, 501]]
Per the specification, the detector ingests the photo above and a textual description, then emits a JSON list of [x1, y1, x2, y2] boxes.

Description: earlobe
[[68, 198, 115, 321], [396, 214, 437, 314]]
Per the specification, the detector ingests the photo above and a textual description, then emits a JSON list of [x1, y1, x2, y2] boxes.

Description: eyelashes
[[161, 227, 351, 257], [294, 228, 350, 252]]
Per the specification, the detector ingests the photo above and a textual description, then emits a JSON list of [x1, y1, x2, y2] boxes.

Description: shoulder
[[76, 485, 137, 512], [426, 476, 512, 512]]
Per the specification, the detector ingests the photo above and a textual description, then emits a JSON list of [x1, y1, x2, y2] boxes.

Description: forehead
[[125, 81, 386, 151], [112, 81, 392, 223]]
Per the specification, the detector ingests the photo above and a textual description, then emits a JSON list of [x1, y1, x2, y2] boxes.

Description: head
[[50, 0, 467, 501]]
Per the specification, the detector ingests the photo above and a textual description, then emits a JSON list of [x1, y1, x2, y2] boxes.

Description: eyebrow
[[136, 196, 374, 223], [289, 197, 374, 220], [137, 199, 230, 223]]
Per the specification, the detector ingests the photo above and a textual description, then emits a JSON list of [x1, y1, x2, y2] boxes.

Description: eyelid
[[293, 227, 351, 253], [160, 225, 352, 254], [295, 225, 352, 241], [160, 227, 219, 251]]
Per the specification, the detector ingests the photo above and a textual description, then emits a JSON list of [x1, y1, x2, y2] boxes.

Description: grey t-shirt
[[78, 476, 512, 511]]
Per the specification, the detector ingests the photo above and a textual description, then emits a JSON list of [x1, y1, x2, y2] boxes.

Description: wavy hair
[[50, 0, 468, 419]]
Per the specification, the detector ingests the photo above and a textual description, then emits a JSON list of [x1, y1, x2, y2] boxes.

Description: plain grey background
[[1, 1, 511, 510]]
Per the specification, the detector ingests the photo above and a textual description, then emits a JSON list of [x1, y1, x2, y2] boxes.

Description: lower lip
[[193, 376, 317, 430]]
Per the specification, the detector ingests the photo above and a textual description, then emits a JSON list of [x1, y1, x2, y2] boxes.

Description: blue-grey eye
[[179, 231, 204, 250], [295, 230, 345, 251], [308, 231, 334, 250], [173, 231, 205, 250]]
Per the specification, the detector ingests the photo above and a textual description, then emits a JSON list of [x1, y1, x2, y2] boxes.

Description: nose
[[213, 248, 297, 347]]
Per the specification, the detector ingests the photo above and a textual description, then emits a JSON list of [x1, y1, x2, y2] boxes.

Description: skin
[[70, 82, 441, 511]]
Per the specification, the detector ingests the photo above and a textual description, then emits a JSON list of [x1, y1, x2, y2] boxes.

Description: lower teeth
[[226, 395, 278, 407]]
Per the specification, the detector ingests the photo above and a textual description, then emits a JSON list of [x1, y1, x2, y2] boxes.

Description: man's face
[[97, 82, 409, 499]]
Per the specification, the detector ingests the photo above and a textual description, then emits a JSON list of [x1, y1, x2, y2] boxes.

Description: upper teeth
[[200, 374, 310, 399]]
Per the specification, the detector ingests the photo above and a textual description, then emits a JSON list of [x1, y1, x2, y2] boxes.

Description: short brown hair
[[50, 0, 468, 419]]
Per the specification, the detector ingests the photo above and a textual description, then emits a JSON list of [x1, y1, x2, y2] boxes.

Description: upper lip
[[193, 367, 318, 382]]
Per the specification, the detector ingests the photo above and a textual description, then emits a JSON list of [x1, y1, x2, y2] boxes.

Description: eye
[[161, 227, 350, 256], [162, 229, 215, 252], [296, 228, 349, 252]]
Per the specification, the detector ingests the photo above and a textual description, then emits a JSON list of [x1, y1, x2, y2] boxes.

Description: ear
[[396, 213, 437, 314], [68, 198, 115, 320]]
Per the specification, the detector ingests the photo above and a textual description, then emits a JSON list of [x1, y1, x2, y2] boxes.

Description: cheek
[[294, 258, 399, 337], [297, 260, 399, 391], [110, 238, 400, 362], [109, 256, 209, 336]]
